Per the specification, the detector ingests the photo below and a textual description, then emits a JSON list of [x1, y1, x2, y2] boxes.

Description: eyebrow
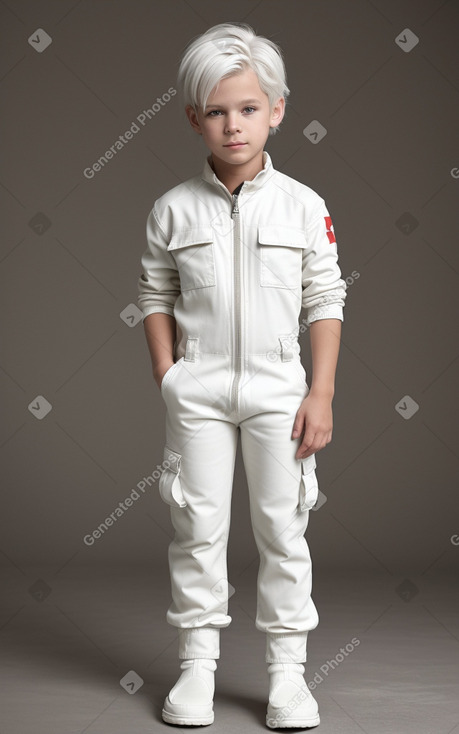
[[205, 99, 262, 110]]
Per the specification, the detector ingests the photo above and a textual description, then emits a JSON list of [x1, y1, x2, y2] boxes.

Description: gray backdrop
[[1, 0, 458, 659]]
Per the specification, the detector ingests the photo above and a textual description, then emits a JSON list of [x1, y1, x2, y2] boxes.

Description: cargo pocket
[[159, 446, 187, 508], [299, 455, 319, 512], [258, 225, 308, 289], [168, 227, 216, 291]]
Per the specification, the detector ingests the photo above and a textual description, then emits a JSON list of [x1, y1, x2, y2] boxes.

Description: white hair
[[176, 22, 290, 136]]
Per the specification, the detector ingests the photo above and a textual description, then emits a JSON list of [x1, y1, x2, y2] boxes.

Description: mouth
[[224, 142, 247, 148]]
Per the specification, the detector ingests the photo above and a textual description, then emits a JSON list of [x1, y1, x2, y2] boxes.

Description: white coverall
[[137, 150, 346, 664]]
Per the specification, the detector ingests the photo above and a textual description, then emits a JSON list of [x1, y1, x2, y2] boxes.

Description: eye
[[244, 106, 256, 113], [207, 110, 222, 117]]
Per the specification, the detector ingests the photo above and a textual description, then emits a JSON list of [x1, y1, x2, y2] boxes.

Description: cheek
[[247, 114, 268, 131], [203, 130, 219, 144], [203, 122, 220, 136]]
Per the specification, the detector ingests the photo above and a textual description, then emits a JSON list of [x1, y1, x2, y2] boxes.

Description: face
[[185, 67, 284, 171]]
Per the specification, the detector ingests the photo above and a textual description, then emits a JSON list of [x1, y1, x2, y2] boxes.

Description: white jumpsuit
[[138, 150, 346, 664]]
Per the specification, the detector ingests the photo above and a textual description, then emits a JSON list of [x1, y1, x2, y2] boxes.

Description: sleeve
[[137, 205, 181, 320], [302, 198, 347, 325]]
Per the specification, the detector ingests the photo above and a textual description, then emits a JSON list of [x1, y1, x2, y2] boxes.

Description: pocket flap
[[159, 446, 187, 508], [258, 226, 307, 248], [299, 455, 319, 512], [168, 227, 214, 252]]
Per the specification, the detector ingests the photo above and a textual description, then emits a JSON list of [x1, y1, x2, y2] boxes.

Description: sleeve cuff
[[305, 304, 344, 325], [141, 305, 176, 320]]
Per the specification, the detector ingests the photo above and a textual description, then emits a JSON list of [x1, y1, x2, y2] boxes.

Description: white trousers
[[158, 336, 320, 663]]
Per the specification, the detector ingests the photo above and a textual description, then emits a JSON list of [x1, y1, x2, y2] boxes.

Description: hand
[[292, 392, 333, 460], [153, 361, 175, 391]]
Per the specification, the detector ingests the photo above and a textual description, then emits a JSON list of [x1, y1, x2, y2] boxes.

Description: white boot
[[266, 662, 320, 729], [162, 658, 217, 726]]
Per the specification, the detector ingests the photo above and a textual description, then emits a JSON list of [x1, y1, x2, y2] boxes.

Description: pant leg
[[159, 351, 238, 658], [239, 352, 319, 663]]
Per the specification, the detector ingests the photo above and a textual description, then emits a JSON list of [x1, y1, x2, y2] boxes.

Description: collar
[[201, 149, 274, 195]]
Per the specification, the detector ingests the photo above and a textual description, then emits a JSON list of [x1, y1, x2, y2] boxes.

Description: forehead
[[206, 67, 267, 106]]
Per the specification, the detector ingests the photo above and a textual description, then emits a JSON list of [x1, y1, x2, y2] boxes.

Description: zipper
[[230, 192, 242, 414]]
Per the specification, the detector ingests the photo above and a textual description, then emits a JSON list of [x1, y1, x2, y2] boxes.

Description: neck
[[209, 151, 265, 194]]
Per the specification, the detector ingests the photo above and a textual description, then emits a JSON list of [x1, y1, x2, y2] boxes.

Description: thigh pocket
[[168, 227, 216, 291], [159, 446, 187, 508], [299, 455, 319, 512], [258, 226, 307, 289]]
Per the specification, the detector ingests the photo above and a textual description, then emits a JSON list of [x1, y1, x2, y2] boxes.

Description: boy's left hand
[[292, 392, 333, 460]]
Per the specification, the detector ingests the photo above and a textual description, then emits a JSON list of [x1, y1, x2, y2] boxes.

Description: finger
[[296, 445, 317, 459], [299, 428, 332, 456], [291, 412, 305, 439], [296, 432, 316, 457]]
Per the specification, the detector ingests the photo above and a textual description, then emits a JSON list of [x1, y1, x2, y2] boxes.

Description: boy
[[137, 22, 346, 729]]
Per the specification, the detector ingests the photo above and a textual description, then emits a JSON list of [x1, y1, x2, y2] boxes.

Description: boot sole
[[266, 710, 320, 729], [162, 697, 214, 726]]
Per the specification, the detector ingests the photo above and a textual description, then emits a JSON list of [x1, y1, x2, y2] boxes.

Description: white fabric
[[157, 340, 319, 662], [266, 632, 309, 664], [178, 626, 220, 660], [138, 150, 347, 360]]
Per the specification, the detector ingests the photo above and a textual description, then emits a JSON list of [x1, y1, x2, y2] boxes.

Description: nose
[[225, 114, 241, 133]]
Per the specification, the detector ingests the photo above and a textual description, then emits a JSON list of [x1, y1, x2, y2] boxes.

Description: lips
[[224, 142, 246, 147]]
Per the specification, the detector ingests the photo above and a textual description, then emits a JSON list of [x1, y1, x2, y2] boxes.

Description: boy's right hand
[[154, 361, 175, 391]]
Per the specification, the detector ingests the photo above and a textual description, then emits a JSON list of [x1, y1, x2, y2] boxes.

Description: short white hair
[[176, 22, 290, 136]]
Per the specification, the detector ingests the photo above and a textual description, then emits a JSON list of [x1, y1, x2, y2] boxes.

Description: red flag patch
[[324, 216, 336, 244]]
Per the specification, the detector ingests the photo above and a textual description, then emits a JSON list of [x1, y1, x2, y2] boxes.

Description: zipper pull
[[232, 194, 239, 215]]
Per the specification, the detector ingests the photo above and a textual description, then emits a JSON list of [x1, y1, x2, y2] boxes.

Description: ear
[[185, 104, 203, 135], [269, 97, 285, 131]]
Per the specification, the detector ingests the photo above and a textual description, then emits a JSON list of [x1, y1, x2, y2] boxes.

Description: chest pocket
[[258, 226, 308, 289], [168, 227, 216, 291]]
